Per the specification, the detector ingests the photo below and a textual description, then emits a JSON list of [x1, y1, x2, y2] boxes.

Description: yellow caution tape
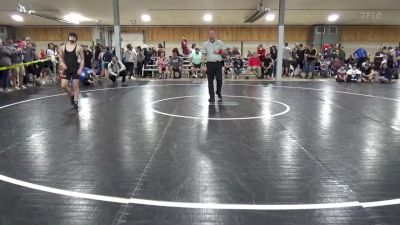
[[0, 57, 57, 71]]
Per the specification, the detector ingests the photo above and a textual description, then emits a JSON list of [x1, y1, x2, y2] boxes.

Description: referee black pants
[[207, 61, 223, 99]]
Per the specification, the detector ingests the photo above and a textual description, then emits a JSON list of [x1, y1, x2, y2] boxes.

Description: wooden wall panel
[[15, 26, 400, 43], [341, 26, 400, 42], [16, 27, 92, 41], [285, 26, 312, 42]]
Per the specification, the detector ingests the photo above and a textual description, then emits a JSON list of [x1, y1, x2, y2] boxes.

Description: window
[[329, 26, 337, 34], [316, 26, 325, 34]]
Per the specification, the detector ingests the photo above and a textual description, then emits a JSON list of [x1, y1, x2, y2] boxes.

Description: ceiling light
[[265, 13, 275, 22], [11, 14, 24, 22], [203, 14, 212, 22], [328, 14, 339, 22], [141, 14, 151, 22], [63, 13, 90, 24]]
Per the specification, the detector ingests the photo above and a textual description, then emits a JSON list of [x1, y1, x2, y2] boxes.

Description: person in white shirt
[[124, 44, 136, 79], [346, 64, 362, 82], [46, 43, 58, 77], [107, 56, 127, 85], [189, 47, 204, 78], [282, 42, 292, 76]]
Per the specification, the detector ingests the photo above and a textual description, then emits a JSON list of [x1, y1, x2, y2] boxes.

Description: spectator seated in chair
[[190, 47, 204, 78], [247, 52, 261, 77], [261, 53, 273, 79], [168, 48, 183, 79], [222, 56, 233, 78], [157, 51, 169, 79], [331, 57, 344, 76], [232, 54, 244, 79], [107, 56, 127, 85], [346, 64, 362, 82], [319, 56, 331, 78]]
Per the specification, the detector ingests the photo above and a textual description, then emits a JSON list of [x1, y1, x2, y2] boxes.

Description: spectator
[[46, 42, 58, 76], [346, 64, 362, 82], [157, 43, 164, 57], [336, 65, 348, 82], [107, 56, 126, 85], [292, 43, 300, 75], [282, 42, 292, 76], [331, 57, 344, 76], [345, 55, 355, 68], [270, 45, 278, 76], [232, 54, 244, 79], [222, 55, 233, 78], [136, 46, 145, 77], [232, 47, 241, 56], [378, 63, 392, 83], [257, 44, 266, 61], [387, 48, 396, 70], [190, 43, 196, 55], [353, 45, 368, 68], [169, 48, 183, 79], [101, 47, 113, 77], [23, 41, 39, 86], [304, 44, 317, 79], [246, 50, 252, 58], [361, 59, 376, 82], [261, 53, 273, 79], [124, 44, 136, 79], [181, 35, 189, 56], [247, 52, 261, 77], [319, 56, 331, 78], [10, 40, 26, 89], [375, 47, 386, 57], [93, 43, 102, 71], [142, 44, 152, 76], [296, 44, 305, 75], [0, 38, 12, 92], [82, 44, 93, 69], [189, 47, 203, 78], [157, 51, 169, 79]]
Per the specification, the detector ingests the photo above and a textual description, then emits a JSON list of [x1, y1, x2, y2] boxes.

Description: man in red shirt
[[181, 35, 189, 56], [247, 52, 261, 77]]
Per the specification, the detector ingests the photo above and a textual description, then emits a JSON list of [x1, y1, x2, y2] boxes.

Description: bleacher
[[142, 56, 260, 79]]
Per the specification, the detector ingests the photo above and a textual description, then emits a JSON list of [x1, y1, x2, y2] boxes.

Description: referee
[[201, 30, 226, 102]]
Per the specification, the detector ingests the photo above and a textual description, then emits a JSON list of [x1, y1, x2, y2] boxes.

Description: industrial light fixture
[[244, 0, 271, 23], [203, 14, 212, 22], [328, 14, 339, 22], [11, 14, 24, 22], [63, 13, 90, 24], [141, 14, 151, 22], [16, 3, 83, 24], [265, 13, 275, 22]]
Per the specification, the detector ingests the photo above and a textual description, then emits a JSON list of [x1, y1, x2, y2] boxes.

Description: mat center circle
[[150, 95, 291, 120]]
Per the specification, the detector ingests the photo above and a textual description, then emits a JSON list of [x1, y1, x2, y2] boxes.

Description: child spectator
[[223, 56, 233, 78], [232, 54, 244, 79], [346, 64, 362, 82], [319, 56, 331, 78], [336, 65, 348, 82], [157, 51, 168, 79]]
